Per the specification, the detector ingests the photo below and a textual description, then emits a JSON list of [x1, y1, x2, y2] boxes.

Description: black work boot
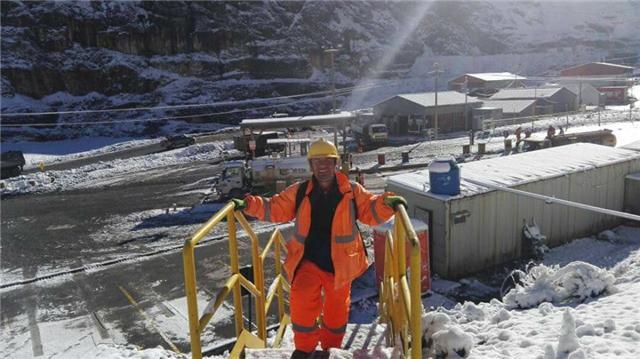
[[290, 349, 311, 359]]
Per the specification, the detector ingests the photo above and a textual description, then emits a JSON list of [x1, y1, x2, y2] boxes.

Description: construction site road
[[0, 150, 400, 357]]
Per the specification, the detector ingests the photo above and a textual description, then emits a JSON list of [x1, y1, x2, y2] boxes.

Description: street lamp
[[324, 48, 339, 114]]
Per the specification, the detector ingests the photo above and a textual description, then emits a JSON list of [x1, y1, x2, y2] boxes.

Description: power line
[[0, 79, 401, 117], [0, 81, 400, 127]]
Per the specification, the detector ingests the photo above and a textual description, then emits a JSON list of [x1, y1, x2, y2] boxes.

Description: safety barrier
[[378, 205, 423, 358], [182, 202, 290, 359], [183, 202, 422, 358]]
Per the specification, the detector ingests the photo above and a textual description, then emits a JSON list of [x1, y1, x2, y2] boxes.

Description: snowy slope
[[2, 1, 639, 140]]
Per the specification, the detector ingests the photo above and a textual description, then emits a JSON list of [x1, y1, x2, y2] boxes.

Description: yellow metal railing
[[182, 202, 290, 359], [184, 202, 421, 358], [378, 205, 423, 358]]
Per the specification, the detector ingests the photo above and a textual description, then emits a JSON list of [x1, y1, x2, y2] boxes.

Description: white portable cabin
[[386, 143, 640, 279]]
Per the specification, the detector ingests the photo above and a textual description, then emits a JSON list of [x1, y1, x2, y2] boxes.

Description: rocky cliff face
[[1, 1, 638, 138]]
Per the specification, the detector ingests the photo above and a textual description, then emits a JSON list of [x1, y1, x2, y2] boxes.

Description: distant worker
[[546, 125, 556, 139], [515, 126, 523, 147], [231, 138, 405, 358], [524, 128, 532, 138]]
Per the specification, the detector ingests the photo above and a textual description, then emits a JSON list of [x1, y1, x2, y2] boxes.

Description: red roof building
[[560, 62, 634, 77]]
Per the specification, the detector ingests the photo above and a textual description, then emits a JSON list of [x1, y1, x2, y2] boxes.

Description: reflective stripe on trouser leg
[[290, 260, 323, 352], [319, 269, 351, 350]]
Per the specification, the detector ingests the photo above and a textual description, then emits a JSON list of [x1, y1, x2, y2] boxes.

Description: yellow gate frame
[[182, 202, 290, 358]]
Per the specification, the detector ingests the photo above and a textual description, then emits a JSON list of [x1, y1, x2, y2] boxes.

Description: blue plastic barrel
[[428, 157, 460, 195]]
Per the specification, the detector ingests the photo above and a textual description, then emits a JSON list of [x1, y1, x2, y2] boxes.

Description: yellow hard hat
[[307, 138, 339, 159]]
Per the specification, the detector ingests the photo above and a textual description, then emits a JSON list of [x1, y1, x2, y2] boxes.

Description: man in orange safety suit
[[232, 138, 406, 358]]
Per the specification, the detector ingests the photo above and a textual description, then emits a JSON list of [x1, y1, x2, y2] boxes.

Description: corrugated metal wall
[[444, 158, 640, 278], [624, 173, 640, 215]]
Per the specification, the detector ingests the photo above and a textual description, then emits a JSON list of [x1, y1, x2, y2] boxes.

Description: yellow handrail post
[[410, 235, 422, 359], [183, 241, 202, 359], [397, 205, 422, 358], [378, 206, 422, 358], [227, 210, 243, 338], [183, 201, 235, 358], [252, 234, 267, 341], [395, 213, 407, 278], [274, 232, 285, 320]]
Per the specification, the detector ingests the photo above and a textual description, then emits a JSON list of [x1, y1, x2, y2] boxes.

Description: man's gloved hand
[[384, 195, 407, 209], [231, 198, 247, 211]]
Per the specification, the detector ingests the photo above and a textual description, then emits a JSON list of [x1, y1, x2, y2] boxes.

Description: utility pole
[[464, 76, 473, 145], [430, 63, 444, 140], [578, 79, 582, 109], [533, 86, 537, 116], [324, 48, 339, 114]]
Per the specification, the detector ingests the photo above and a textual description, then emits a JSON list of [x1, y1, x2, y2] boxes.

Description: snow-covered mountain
[[1, 1, 638, 139]]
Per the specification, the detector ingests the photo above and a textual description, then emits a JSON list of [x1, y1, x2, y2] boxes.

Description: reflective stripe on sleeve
[[335, 200, 357, 243], [370, 200, 383, 224]]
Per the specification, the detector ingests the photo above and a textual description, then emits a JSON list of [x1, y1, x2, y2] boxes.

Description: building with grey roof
[[561, 83, 604, 107], [373, 91, 483, 136], [479, 99, 538, 118], [448, 72, 527, 92], [490, 87, 577, 114]]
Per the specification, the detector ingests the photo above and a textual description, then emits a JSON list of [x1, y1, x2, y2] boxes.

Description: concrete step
[[245, 323, 394, 358]]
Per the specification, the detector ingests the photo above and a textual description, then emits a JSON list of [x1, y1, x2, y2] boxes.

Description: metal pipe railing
[[184, 202, 422, 358], [379, 205, 423, 358], [182, 202, 289, 359]]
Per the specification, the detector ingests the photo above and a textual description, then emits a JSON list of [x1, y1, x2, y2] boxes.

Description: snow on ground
[[76, 225, 640, 358], [420, 226, 640, 359], [0, 141, 233, 196], [0, 137, 160, 168]]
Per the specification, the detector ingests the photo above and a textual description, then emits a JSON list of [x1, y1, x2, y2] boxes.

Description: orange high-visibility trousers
[[290, 260, 351, 352]]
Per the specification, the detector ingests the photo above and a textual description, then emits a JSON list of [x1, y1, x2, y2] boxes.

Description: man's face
[[310, 157, 337, 183]]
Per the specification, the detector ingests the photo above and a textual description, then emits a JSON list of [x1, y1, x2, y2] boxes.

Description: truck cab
[[352, 122, 388, 149], [217, 160, 248, 199], [215, 156, 311, 200], [369, 124, 388, 142]]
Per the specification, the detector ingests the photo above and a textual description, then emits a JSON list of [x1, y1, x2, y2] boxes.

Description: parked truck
[[214, 156, 311, 199], [351, 110, 388, 149], [352, 123, 388, 148], [1, 151, 26, 179]]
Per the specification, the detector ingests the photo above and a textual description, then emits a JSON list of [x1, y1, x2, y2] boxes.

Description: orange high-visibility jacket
[[244, 172, 395, 289]]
